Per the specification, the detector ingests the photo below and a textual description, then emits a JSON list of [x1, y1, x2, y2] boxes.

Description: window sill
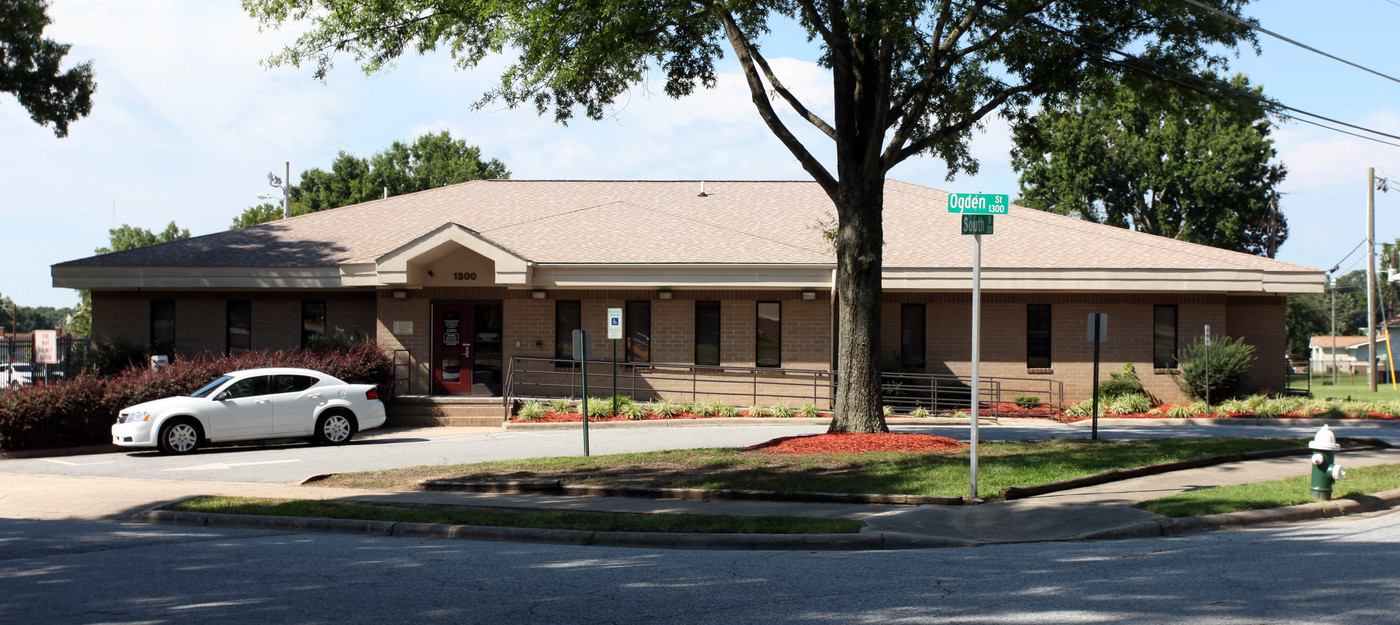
[[1154, 368, 1180, 375], [1026, 368, 1054, 375]]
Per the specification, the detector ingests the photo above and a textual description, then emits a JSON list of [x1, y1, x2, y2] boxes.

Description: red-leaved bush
[[0, 343, 394, 453]]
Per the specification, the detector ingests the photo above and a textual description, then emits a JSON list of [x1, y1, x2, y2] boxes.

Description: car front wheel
[[313, 411, 357, 445], [157, 419, 201, 454]]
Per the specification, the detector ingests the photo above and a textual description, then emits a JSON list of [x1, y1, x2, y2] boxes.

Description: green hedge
[[0, 343, 394, 453]]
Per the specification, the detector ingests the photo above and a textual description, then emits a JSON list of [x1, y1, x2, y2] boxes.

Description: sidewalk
[[4, 446, 1398, 550]]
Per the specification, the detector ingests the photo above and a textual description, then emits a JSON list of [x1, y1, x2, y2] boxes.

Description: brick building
[[52, 180, 1323, 405]]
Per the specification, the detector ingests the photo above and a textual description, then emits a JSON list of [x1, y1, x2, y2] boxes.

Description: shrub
[[745, 405, 770, 417], [1106, 393, 1152, 415], [550, 398, 576, 414], [584, 397, 614, 418], [882, 405, 894, 417], [1096, 363, 1146, 400], [1161, 403, 1198, 418], [1066, 400, 1104, 419], [770, 404, 795, 418], [1014, 395, 1040, 409], [516, 400, 547, 421], [1175, 336, 1256, 401], [0, 344, 393, 453], [648, 398, 679, 418], [707, 402, 738, 418], [909, 406, 931, 418], [678, 400, 699, 415], [797, 404, 821, 418], [620, 402, 647, 420]]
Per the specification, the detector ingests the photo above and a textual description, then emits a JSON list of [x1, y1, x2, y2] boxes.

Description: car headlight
[[118, 411, 151, 424]]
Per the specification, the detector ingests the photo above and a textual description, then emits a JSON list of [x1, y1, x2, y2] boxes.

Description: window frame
[[624, 300, 651, 363], [150, 299, 175, 358], [1154, 304, 1179, 370], [554, 300, 582, 364], [301, 301, 327, 347], [695, 301, 721, 366], [227, 299, 252, 355], [755, 301, 782, 368], [1027, 304, 1052, 369], [900, 303, 927, 370]]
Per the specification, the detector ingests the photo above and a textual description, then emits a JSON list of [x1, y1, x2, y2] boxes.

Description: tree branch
[[886, 83, 1032, 167]]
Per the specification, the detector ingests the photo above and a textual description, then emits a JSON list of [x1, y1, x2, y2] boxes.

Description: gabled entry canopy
[[340, 223, 532, 287]]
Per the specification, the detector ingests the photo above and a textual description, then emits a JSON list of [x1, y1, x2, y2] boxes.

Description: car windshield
[[189, 375, 234, 398]]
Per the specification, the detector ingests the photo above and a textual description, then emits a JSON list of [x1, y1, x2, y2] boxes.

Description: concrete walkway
[[4, 437, 1399, 550]]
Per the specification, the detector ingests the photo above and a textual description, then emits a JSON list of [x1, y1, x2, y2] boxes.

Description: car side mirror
[[214, 392, 229, 402]]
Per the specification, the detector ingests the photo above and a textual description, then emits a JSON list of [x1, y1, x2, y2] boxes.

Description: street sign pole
[[608, 308, 622, 418], [970, 232, 982, 502]]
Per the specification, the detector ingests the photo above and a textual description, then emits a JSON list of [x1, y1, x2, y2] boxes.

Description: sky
[[3, 0, 1399, 311]]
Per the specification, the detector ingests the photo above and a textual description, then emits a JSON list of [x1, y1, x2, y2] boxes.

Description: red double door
[[431, 302, 503, 395]]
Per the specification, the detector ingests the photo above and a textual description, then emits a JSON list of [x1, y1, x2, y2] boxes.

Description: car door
[[203, 375, 274, 440], [269, 374, 325, 435]]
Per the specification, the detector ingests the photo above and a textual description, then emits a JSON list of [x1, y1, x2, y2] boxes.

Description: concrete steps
[[386, 396, 507, 428]]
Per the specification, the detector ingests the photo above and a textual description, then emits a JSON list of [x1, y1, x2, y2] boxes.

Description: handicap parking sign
[[607, 308, 623, 339]]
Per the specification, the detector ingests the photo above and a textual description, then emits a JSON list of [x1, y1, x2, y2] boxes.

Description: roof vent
[[698, 181, 708, 197]]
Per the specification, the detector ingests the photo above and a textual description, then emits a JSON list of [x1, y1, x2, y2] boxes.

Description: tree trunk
[[828, 179, 888, 434]]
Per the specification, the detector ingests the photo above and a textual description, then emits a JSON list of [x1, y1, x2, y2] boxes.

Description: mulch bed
[[743, 433, 968, 455]]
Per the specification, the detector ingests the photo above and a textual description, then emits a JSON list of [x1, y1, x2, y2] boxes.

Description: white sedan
[[112, 367, 387, 454]]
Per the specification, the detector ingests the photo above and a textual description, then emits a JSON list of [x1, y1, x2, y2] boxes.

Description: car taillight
[[366, 388, 379, 401]]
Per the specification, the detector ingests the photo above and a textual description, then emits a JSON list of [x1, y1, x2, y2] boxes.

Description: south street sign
[[947, 193, 1009, 214], [961, 214, 993, 235]]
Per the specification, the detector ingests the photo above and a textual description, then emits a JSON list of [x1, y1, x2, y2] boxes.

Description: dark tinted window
[[151, 300, 175, 357], [1154, 305, 1178, 369], [695, 301, 720, 366], [221, 375, 269, 399], [756, 301, 781, 367], [1027, 304, 1052, 368], [626, 301, 651, 362], [227, 300, 251, 355], [302, 301, 326, 346], [555, 301, 581, 361], [271, 374, 319, 394], [901, 304, 926, 370]]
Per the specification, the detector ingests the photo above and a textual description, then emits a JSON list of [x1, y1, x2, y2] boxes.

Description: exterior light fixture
[[391, 290, 408, 300], [531, 290, 547, 300], [801, 290, 817, 300], [658, 290, 673, 300]]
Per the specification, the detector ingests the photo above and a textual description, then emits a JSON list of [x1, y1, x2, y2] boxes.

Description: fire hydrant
[[1309, 424, 1346, 501]]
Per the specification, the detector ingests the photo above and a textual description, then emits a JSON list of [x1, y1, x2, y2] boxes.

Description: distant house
[[53, 179, 1324, 407], [1309, 336, 1370, 374]]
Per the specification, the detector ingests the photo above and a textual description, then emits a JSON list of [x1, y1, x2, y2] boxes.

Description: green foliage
[[1096, 363, 1146, 400], [0, 0, 95, 137], [246, 0, 1259, 435], [770, 404, 795, 418], [549, 398, 575, 414], [647, 398, 679, 418], [1012, 75, 1286, 257], [1176, 335, 1258, 400], [909, 406, 932, 418], [707, 402, 738, 418], [304, 327, 370, 352], [231, 131, 510, 228], [677, 400, 699, 415], [1014, 395, 1040, 409], [584, 397, 613, 419], [745, 405, 769, 418], [619, 402, 646, 420], [95, 222, 191, 255], [1106, 393, 1152, 415], [77, 338, 150, 376], [516, 400, 547, 421], [797, 404, 821, 418], [1066, 400, 1104, 419]]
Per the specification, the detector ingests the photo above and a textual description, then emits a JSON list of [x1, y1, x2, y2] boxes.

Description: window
[[227, 300, 252, 355], [150, 300, 175, 357], [221, 375, 269, 400], [625, 300, 651, 362], [301, 301, 326, 346], [1154, 305, 1178, 369], [900, 304, 926, 370], [756, 301, 781, 367], [271, 374, 318, 394], [695, 301, 721, 366], [555, 300, 581, 361], [1027, 304, 1052, 369]]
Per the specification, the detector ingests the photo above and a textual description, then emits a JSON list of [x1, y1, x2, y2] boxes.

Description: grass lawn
[[311, 437, 1311, 500], [1135, 463, 1400, 517], [165, 496, 863, 534], [1308, 374, 1400, 401]]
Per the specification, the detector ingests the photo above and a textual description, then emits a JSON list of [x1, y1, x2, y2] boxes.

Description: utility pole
[[1330, 272, 1338, 386], [1369, 167, 1378, 392]]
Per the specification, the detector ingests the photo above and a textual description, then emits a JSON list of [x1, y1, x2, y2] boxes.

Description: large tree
[[1011, 74, 1287, 256], [1, 0, 95, 137], [232, 130, 509, 227], [245, 0, 1258, 433]]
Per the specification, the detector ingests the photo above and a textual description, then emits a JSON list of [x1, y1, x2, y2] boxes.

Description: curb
[[502, 416, 994, 431], [1076, 486, 1400, 541], [1080, 417, 1400, 428], [421, 479, 966, 506]]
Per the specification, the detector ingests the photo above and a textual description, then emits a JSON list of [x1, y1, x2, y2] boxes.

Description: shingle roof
[[56, 179, 1319, 275], [1310, 336, 1370, 348]]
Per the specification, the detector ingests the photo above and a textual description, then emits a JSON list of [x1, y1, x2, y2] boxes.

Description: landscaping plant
[[1176, 335, 1257, 401]]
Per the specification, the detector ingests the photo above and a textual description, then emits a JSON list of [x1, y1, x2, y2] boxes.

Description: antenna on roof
[[698, 181, 708, 197]]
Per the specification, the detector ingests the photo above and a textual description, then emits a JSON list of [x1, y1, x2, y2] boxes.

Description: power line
[[979, 2, 1400, 148], [1177, 0, 1400, 86]]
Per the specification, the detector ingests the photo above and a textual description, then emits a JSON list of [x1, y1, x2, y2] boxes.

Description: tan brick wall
[[376, 295, 432, 395], [175, 299, 223, 355], [1227, 296, 1287, 394], [254, 300, 299, 350], [91, 294, 148, 346]]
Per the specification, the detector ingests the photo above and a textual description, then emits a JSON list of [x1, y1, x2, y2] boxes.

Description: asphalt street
[[3, 420, 1392, 484], [3, 509, 1398, 624]]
